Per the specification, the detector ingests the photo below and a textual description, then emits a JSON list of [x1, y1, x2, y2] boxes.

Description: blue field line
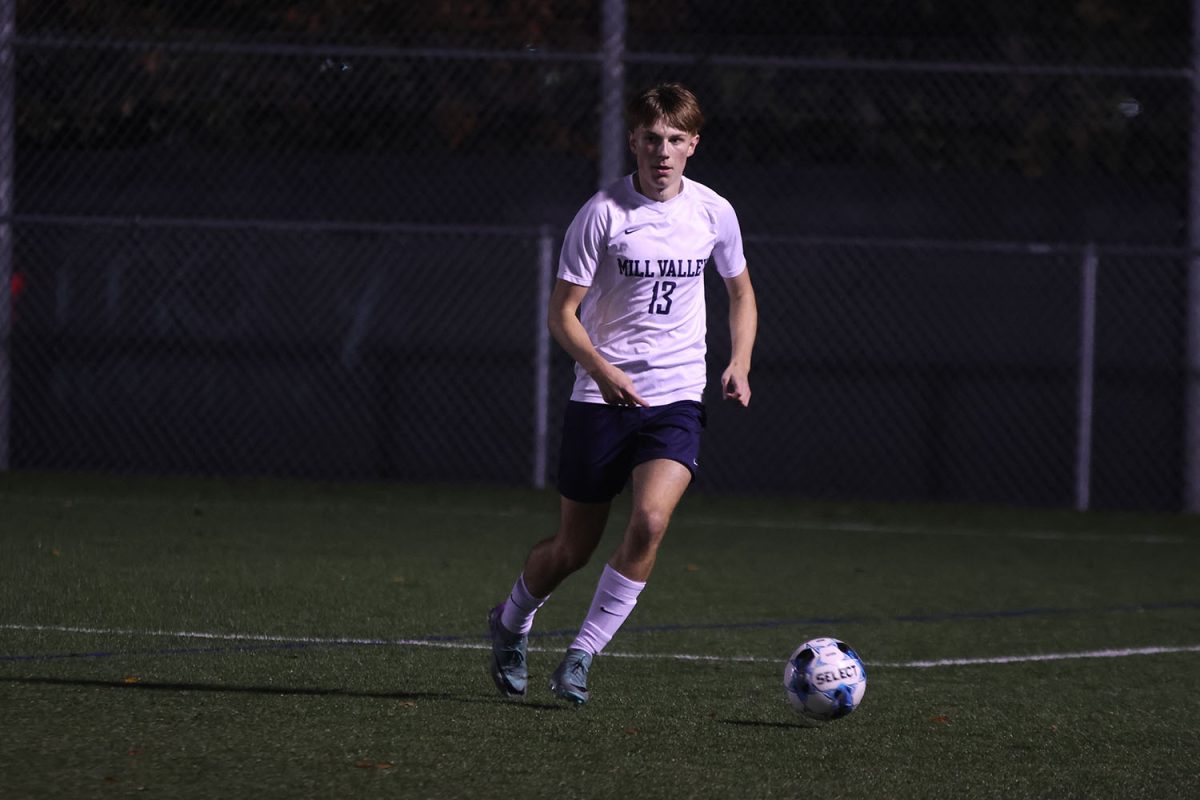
[[529, 616, 866, 638], [533, 599, 1200, 638], [891, 600, 1200, 624]]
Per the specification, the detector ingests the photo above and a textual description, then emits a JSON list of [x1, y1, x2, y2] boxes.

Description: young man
[[488, 82, 757, 704]]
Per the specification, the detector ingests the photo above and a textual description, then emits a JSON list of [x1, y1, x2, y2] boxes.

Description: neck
[[633, 173, 682, 202]]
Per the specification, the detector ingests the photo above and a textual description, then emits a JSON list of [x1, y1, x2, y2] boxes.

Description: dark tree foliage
[[12, 1, 1191, 179], [18, 0, 1188, 61]]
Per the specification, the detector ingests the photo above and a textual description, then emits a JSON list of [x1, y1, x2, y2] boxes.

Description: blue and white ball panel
[[783, 637, 868, 721]]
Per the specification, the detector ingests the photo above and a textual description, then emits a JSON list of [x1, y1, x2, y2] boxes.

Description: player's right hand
[[592, 364, 649, 408]]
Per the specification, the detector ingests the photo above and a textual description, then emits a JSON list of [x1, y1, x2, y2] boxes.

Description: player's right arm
[[548, 279, 648, 407]]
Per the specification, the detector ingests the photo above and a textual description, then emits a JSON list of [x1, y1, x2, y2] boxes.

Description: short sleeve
[[557, 195, 608, 287], [710, 199, 746, 279]]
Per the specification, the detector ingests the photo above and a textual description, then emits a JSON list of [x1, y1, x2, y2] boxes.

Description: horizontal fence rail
[[5, 0, 1195, 511]]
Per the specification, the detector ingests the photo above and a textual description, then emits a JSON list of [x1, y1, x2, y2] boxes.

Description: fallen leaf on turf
[[122, 676, 141, 685], [355, 759, 375, 769], [127, 747, 144, 756], [685, 564, 701, 572], [51, 548, 61, 557], [398, 701, 416, 708], [375, 762, 394, 770], [624, 727, 639, 735], [931, 715, 951, 724], [103, 776, 118, 784]]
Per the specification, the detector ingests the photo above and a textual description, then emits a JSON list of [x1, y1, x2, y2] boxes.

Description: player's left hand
[[721, 367, 751, 407]]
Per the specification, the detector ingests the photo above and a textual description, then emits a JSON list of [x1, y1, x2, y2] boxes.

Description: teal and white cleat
[[487, 605, 528, 698], [549, 648, 593, 705]]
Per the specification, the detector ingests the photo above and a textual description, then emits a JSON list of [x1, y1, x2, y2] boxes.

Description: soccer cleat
[[549, 648, 593, 705], [487, 605, 528, 697]]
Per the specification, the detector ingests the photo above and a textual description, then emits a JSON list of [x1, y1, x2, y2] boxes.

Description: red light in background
[[10, 272, 24, 300]]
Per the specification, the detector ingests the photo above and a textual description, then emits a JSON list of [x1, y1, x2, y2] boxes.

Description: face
[[629, 118, 699, 201]]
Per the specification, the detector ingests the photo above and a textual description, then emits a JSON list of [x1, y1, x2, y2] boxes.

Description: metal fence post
[[1188, 0, 1200, 511], [1075, 244, 1098, 512], [599, 0, 626, 189], [532, 226, 554, 489], [0, 0, 15, 472], [9, 11, 1192, 507]]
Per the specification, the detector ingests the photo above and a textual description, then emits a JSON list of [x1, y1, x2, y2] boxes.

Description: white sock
[[570, 564, 646, 655], [500, 573, 547, 635]]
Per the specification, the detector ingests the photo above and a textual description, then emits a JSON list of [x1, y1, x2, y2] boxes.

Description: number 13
[[649, 280, 676, 315]]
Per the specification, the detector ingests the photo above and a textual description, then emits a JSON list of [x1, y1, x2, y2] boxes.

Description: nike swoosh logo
[[623, 223, 653, 235], [598, 605, 622, 616]]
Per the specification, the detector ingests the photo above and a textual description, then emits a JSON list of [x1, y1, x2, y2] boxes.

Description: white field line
[[2, 623, 1198, 669], [872, 644, 1200, 669]]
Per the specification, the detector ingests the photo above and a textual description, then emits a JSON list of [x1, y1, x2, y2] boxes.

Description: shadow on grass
[[6, 674, 570, 710], [7, 674, 450, 701]]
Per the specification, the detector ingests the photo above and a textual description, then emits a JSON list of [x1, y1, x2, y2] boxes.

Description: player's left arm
[[721, 266, 757, 407]]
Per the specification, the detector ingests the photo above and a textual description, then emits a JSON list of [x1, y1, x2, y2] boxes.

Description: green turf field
[[2, 472, 1198, 799]]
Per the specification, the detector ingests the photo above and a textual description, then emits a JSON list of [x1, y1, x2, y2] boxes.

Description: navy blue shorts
[[556, 400, 707, 503]]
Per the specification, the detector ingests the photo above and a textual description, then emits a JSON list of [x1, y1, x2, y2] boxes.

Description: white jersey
[[557, 174, 746, 405]]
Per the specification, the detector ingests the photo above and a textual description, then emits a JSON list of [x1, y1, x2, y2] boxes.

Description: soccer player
[[488, 82, 757, 704]]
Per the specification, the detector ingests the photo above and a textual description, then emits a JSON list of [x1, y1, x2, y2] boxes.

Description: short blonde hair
[[627, 83, 704, 135]]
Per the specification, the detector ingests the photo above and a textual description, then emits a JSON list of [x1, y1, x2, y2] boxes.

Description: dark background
[[8, 1, 1193, 510]]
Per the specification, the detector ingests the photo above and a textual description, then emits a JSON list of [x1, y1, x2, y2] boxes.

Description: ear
[[628, 129, 638, 154], [687, 134, 700, 157]]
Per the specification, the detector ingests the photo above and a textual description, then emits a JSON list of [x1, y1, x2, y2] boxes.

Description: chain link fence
[[4, 1, 1194, 511]]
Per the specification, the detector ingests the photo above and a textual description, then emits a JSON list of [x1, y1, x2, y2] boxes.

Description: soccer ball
[[783, 637, 867, 721]]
